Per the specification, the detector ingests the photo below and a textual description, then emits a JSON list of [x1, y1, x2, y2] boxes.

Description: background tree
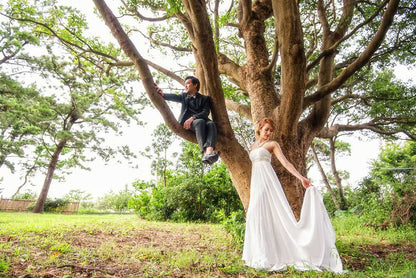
[[63, 189, 92, 203], [1, 3, 146, 213], [90, 0, 416, 217], [97, 185, 133, 213], [349, 141, 416, 227], [140, 123, 178, 187], [30, 51, 144, 213], [310, 136, 351, 210]]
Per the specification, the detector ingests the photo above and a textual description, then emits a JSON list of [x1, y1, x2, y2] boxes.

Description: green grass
[[0, 212, 414, 277]]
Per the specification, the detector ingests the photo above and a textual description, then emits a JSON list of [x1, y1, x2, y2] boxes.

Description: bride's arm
[[270, 141, 311, 188]]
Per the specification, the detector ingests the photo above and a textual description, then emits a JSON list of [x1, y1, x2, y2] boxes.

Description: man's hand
[[183, 117, 194, 130], [154, 83, 163, 96]]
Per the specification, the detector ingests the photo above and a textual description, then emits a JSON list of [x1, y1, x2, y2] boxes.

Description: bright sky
[[0, 1, 413, 200]]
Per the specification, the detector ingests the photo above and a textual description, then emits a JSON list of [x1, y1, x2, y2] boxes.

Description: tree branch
[[121, 0, 168, 22], [217, 52, 246, 91], [264, 31, 279, 73], [145, 59, 184, 84], [239, 0, 252, 29], [106, 58, 185, 85], [143, 30, 192, 52], [213, 0, 220, 50], [307, 0, 389, 73], [317, 0, 330, 36], [319, 121, 416, 140], [304, 0, 400, 108], [225, 99, 251, 120], [93, 0, 197, 143]]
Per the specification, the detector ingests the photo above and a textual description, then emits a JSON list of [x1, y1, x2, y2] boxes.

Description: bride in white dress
[[242, 118, 343, 273]]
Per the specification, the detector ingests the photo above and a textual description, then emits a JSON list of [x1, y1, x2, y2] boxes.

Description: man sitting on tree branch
[[155, 76, 220, 165]]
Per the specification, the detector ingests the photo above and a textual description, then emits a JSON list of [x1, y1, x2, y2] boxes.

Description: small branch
[[145, 59, 184, 84], [264, 32, 279, 73], [142, 30, 192, 52], [121, 0, 167, 22], [319, 121, 416, 140], [2, 13, 120, 63], [304, 0, 399, 107], [305, 14, 319, 60], [307, 0, 389, 73], [239, 0, 252, 28], [310, 143, 341, 210], [217, 53, 245, 91], [225, 99, 251, 120], [331, 93, 416, 106], [0, 41, 28, 65]]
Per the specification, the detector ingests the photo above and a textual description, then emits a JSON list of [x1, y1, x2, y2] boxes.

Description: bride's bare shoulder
[[264, 140, 279, 147]]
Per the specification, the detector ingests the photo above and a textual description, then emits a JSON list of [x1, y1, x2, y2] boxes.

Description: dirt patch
[[2, 225, 237, 277], [2, 226, 415, 277], [342, 244, 416, 271]]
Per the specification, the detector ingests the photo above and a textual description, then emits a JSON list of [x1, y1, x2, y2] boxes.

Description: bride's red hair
[[256, 118, 276, 135]]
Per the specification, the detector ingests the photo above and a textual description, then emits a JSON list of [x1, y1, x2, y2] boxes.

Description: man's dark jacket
[[163, 92, 212, 125]]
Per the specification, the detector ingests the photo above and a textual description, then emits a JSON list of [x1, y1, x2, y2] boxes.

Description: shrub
[[221, 210, 246, 248], [44, 198, 70, 212], [26, 198, 69, 212], [129, 163, 243, 223]]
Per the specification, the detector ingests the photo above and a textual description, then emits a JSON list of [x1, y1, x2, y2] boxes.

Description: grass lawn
[[0, 212, 415, 277]]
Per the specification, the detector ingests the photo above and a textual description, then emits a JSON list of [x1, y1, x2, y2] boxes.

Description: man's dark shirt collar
[[187, 93, 198, 99]]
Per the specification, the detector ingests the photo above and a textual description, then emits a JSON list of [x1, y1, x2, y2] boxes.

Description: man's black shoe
[[202, 155, 210, 164], [202, 151, 220, 165]]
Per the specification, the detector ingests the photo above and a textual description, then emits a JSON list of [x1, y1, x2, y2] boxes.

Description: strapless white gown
[[242, 147, 343, 273]]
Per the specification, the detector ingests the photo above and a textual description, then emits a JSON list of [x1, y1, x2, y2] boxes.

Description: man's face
[[184, 79, 197, 94]]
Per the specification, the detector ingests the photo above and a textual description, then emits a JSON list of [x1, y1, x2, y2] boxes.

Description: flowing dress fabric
[[242, 147, 343, 273]]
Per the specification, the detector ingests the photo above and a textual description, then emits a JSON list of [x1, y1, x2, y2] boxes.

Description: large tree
[[90, 0, 416, 217], [1, 4, 146, 212], [28, 52, 145, 213]]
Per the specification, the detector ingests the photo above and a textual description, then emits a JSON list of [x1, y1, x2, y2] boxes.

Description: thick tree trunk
[[33, 140, 67, 213], [271, 0, 308, 218]]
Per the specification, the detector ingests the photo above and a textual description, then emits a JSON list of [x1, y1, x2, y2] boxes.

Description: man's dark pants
[[189, 118, 217, 152]]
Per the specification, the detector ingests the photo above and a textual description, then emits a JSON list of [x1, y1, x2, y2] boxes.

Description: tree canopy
[[90, 0, 416, 215], [2, 0, 415, 215]]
